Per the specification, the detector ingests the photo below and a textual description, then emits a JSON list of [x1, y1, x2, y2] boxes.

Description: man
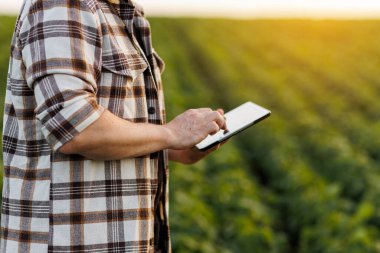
[[1, 0, 226, 252]]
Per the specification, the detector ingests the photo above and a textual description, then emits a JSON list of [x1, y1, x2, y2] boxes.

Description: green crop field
[[1, 16, 380, 252]]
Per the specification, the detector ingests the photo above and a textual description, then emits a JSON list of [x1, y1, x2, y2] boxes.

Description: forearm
[[60, 107, 226, 161], [59, 110, 173, 160]]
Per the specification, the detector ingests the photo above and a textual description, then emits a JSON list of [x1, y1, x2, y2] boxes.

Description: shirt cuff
[[40, 97, 105, 152]]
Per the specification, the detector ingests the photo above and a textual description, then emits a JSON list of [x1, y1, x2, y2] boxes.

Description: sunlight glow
[[137, 0, 380, 19], [1, 0, 380, 19]]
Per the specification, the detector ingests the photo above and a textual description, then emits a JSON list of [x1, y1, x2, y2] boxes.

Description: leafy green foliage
[[2, 16, 380, 252], [0, 16, 16, 112], [0, 15, 16, 178], [150, 19, 380, 252]]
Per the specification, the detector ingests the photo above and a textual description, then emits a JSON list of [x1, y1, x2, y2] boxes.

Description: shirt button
[[148, 107, 156, 115]]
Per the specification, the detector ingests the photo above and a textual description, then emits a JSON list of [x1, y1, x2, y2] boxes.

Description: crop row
[[151, 19, 380, 252]]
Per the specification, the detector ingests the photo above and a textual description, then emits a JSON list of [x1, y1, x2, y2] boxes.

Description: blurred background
[[1, 0, 380, 252]]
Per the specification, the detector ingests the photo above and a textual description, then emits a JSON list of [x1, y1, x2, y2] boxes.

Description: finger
[[208, 121, 220, 135], [220, 115, 228, 131], [206, 111, 226, 130], [197, 146, 215, 155], [217, 109, 229, 129], [222, 122, 228, 131], [220, 139, 229, 146], [209, 143, 221, 152], [216, 109, 228, 130], [196, 108, 213, 112]]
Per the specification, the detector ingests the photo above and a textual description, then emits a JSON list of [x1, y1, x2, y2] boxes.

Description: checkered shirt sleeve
[[20, 0, 105, 151]]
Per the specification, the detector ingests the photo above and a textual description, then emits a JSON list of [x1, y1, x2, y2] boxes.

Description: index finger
[[207, 111, 226, 131]]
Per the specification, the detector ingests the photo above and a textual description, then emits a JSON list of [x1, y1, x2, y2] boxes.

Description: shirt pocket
[[101, 34, 148, 83], [102, 50, 148, 82]]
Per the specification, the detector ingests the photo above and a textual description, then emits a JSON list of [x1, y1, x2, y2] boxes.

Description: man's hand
[[164, 108, 227, 150], [167, 108, 228, 164]]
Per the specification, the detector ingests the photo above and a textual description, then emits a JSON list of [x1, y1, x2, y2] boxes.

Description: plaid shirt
[[1, 0, 170, 252]]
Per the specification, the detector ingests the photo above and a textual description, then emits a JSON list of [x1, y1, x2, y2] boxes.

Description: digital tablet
[[195, 101, 271, 151]]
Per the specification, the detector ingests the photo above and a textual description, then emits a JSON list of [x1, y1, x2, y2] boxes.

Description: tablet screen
[[195, 102, 271, 151]]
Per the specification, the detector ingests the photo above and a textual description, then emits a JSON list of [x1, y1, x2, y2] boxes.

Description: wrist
[[161, 124, 177, 149]]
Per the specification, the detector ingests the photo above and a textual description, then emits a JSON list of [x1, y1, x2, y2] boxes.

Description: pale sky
[[1, 0, 380, 19]]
